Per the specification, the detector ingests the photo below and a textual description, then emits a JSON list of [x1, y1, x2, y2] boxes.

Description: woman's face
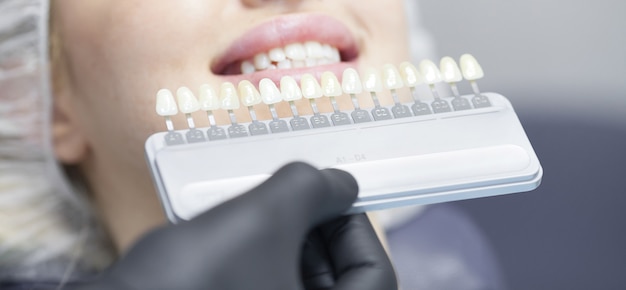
[[51, 0, 411, 251]]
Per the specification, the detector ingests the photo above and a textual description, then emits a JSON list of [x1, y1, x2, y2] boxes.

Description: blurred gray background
[[421, 0, 626, 122], [418, 0, 626, 289]]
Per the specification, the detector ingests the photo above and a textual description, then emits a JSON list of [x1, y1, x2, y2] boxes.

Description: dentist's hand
[[75, 162, 397, 290]]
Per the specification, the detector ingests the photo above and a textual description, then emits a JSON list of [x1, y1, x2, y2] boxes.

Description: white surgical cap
[[0, 0, 112, 282]]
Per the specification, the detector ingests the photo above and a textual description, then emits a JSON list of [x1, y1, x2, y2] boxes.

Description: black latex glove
[[74, 162, 397, 290]]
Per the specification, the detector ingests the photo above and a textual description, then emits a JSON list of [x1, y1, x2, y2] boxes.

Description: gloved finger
[[301, 229, 335, 290], [190, 162, 359, 238], [318, 214, 397, 290]]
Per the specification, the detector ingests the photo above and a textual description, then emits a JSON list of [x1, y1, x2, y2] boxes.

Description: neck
[[81, 154, 166, 253]]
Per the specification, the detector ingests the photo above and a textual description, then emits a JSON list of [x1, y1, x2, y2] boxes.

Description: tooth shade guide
[[147, 89, 541, 224], [155, 89, 177, 131], [321, 71, 343, 113], [459, 54, 484, 81], [446, 83, 461, 98], [157, 55, 493, 137], [470, 81, 482, 95], [176, 87, 201, 129], [184, 113, 196, 129], [164, 117, 175, 131], [458, 54, 485, 96], [381, 64, 407, 108], [439, 56, 464, 99], [300, 74, 324, 116]]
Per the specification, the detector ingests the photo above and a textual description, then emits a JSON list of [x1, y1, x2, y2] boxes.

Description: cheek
[[59, 2, 225, 167], [350, 0, 410, 65]]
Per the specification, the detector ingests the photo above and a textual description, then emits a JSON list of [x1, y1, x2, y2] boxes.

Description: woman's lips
[[211, 13, 360, 84]]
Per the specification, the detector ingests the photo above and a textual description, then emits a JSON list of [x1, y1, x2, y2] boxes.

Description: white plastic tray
[[145, 93, 542, 223]]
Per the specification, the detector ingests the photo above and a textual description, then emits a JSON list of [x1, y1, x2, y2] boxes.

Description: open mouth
[[218, 41, 356, 75], [211, 13, 360, 82]]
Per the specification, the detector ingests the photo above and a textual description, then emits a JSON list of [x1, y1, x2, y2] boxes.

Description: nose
[[241, 0, 302, 8]]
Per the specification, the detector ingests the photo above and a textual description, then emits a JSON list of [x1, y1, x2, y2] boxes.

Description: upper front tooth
[[254, 52, 271, 70], [198, 84, 220, 111], [321, 71, 342, 97], [219, 82, 240, 110], [280, 76, 303, 101], [268, 47, 286, 62], [176, 87, 200, 114], [300, 74, 323, 99], [362, 68, 384, 92], [440, 56, 463, 83], [259, 78, 283, 104], [399, 62, 424, 87], [459, 54, 484, 81], [342, 68, 363, 94], [156, 89, 178, 116], [382, 64, 404, 90], [238, 80, 262, 107], [419, 59, 443, 85], [305, 41, 324, 59], [285, 43, 307, 61]]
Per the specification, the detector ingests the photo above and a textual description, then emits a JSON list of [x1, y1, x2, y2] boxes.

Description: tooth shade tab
[[341, 68, 363, 94], [419, 59, 443, 85], [301, 74, 323, 99], [399, 62, 424, 87], [259, 78, 283, 104], [382, 64, 404, 90], [460, 54, 484, 81], [440, 56, 463, 83], [198, 84, 220, 111], [219, 82, 240, 110], [280, 76, 303, 101], [321, 72, 342, 97], [238, 80, 262, 107], [362, 68, 384, 93], [156, 89, 178, 116], [175, 87, 200, 114]]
